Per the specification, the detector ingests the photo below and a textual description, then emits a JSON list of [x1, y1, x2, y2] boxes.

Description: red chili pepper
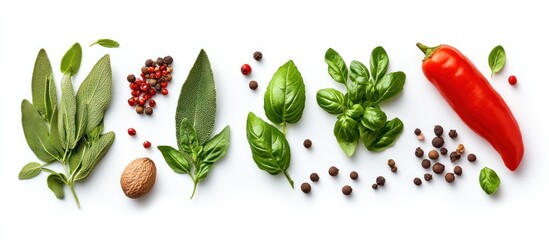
[[417, 43, 524, 171]]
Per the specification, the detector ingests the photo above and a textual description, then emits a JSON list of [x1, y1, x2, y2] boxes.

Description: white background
[[1, 0, 548, 239]]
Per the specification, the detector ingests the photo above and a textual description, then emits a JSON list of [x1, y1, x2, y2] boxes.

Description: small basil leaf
[[361, 106, 387, 131], [373, 71, 406, 103], [479, 167, 501, 195], [179, 118, 200, 154], [18, 162, 42, 180], [90, 39, 120, 48], [359, 125, 380, 148], [158, 145, 190, 174], [47, 174, 66, 199], [201, 126, 230, 164], [367, 118, 404, 152], [325, 48, 348, 84], [488, 45, 506, 77], [370, 46, 389, 82], [75, 131, 115, 181], [264, 60, 306, 125], [349, 60, 369, 84], [196, 163, 212, 182], [60, 43, 82, 76], [348, 81, 366, 104], [345, 104, 364, 119], [365, 81, 376, 102], [21, 100, 60, 162], [334, 115, 359, 157], [316, 88, 346, 115]]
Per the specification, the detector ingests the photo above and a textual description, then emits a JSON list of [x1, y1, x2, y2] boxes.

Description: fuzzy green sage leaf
[[90, 39, 120, 48], [60, 43, 82, 76], [32, 49, 57, 120], [18, 162, 43, 180]]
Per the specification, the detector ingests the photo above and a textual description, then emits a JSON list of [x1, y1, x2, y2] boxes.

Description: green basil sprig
[[19, 44, 115, 208], [479, 167, 501, 195], [317, 47, 406, 157], [488, 45, 506, 77], [158, 50, 230, 199]]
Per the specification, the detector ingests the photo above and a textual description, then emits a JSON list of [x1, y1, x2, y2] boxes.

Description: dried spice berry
[[432, 137, 445, 148], [342, 185, 353, 195], [329, 166, 339, 176], [415, 147, 424, 158], [450, 151, 461, 162], [428, 150, 439, 160], [249, 80, 258, 90], [454, 166, 463, 176], [456, 144, 465, 155], [128, 56, 173, 115], [127, 74, 136, 83], [253, 51, 263, 61], [127, 128, 136, 136], [136, 106, 144, 114], [448, 129, 458, 139], [350, 171, 358, 180], [413, 177, 422, 186], [445, 173, 455, 183], [467, 153, 477, 162], [390, 166, 398, 173], [508, 75, 517, 85], [421, 159, 431, 169], [143, 141, 152, 149], [145, 59, 154, 67], [163, 56, 173, 65], [440, 147, 448, 155], [387, 159, 396, 168], [424, 173, 433, 181], [372, 183, 378, 190], [417, 133, 425, 141], [434, 125, 444, 137], [144, 107, 153, 115], [241, 64, 252, 75], [414, 128, 421, 136], [310, 173, 319, 182], [301, 182, 311, 194], [303, 139, 312, 148], [432, 162, 445, 174], [376, 176, 386, 186]]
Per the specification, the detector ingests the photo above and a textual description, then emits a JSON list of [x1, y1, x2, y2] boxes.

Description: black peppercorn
[[424, 173, 433, 181], [253, 51, 263, 61], [450, 151, 461, 162], [329, 166, 339, 176], [467, 153, 477, 162], [249, 80, 258, 90], [454, 166, 463, 176], [145, 59, 154, 67], [136, 106, 144, 114], [127, 74, 136, 83], [413, 177, 422, 186], [372, 183, 378, 190], [310, 173, 319, 182], [445, 173, 455, 183], [144, 107, 153, 115], [432, 137, 445, 148], [156, 57, 164, 66], [303, 139, 312, 148], [440, 147, 448, 155], [141, 66, 149, 74], [301, 182, 311, 194], [163, 56, 173, 65], [155, 84, 162, 91], [434, 125, 444, 136], [414, 128, 421, 136], [342, 185, 352, 195], [421, 159, 431, 169], [390, 166, 398, 173], [449, 129, 458, 139], [428, 150, 439, 160], [432, 162, 445, 174], [376, 176, 386, 186], [387, 159, 396, 168], [350, 171, 358, 180], [415, 147, 424, 158]]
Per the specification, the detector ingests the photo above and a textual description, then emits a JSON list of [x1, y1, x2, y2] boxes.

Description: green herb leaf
[[488, 45, 506, 77], [349, 60, 370, 84], [90, 39, 120, 48], [21, 100, 60, 162], [370, 46, 389, 82], [316, 88, 346, 115], [18, 162, 42, 180], [325, 48, 348, 84], [68, 139, 87, 175], [58, 74, 77, 149], [264, 60, 306, 125], [345, 104, 364, 119], [76, 54, 112, 134], [47, 174, 66, 199], [367, 118, 403, 152], [158, 145, 191, 174], [176, 49, 216, 146], [373, 71, 406, 103], [31, 49, 57, 120], [48, 106, 64, 154], [196, 162, 213, 182], [479, 167, 501, 195], [334, 115, 359, 157], [361, 106, 387, 131], [75, 131, 115, 181], [246, 112, 293, 188], [347, 81, 366, 104], [60, 43, 82, 76], [178, 118, 200, 154], [201, 126, 230, 164], [359, 125, 380, 148]]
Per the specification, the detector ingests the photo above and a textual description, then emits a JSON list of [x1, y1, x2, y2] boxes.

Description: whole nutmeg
[[120, 157, 157, 199]]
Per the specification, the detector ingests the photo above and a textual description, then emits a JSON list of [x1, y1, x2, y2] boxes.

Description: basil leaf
[[58, 74, 77, 149], [246, 112, 294, 188], [18, 162, 42, 180], [325, 48, 348, 84], [361, 106, 387, 131], [488, 45, 506, 77], [347, 81, 366, 104], [345, 104, 364, 119], [90, 39, 120, 48], [349, 60, 369, 84], [76, 54, 112, 134], [479, 167, 501, 195], [31, 49, 57, 120], [21, 100, 60, 162], [47, 173, 66, 199], [316, 88, 346, 115], [158, 145, 191, 174], [367, 118, 404, 152], [179, 118, 200, 154], [75, 132, 115, 181], [201, 126, 230, 164], [359, 125, 380, 148], [334, 115, 359, 157], [60, 43, 82, 76], [176, 49, 216, 146], [264, 60, 306, 125], [196, 162, 212, 182], [373, 71, 406, 103], [370, 46, 389, 82]]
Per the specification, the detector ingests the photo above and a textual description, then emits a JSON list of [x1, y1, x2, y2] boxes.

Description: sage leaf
[[246, 112, 294, 188], [90, 39, 120, 48], [488, 45, 506, 77], [48, 106, 64, 154], [316, 88, 346, 115], [201, 126, 230, 164], [18, 162, 42, 180], [68, 139, 87, 175], [58, 74, 77, 149], [325, 48, 348, 84], [60, 43, 82, 76], [76, 54, 112, 134], [334, 115, 359, 157], [47, 174, 66, 199], [31, 49, 57, 120], [21, 100, 59, 162], [176, 49, 216, 146], [75, 131, 115, 181], [370, 46, 389, 82], [479, 167, 501, 195], [264, 60, 306, 125], [361, 106, 387, 131], [367, 118, 403, 152], [373, 71, 406, 103], [178, 118, 200, 155], [349, 60, 369, 84], [158, 145, 190, 174]]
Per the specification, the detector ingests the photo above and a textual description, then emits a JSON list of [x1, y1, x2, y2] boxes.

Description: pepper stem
[[416, 43, 439, 61]]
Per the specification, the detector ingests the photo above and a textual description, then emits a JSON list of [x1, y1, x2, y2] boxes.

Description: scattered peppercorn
[[163, 56, 173, 65], [249, 80, 258, 90], [508, 75, 517, 85], [417, 133, 425, 141], [136, 106, 144, 114], [350, 171, 358, 180], [450, 151, 461, 162], [328, 166, 339, 176], [376, 176, 386, 186], [144, 107, 153, 115], [390, 166, 398, 173], [301, 182, 311, 194], [467, 153, 477, 162], [414, 128, 421, 136], [413, 177, 422, 186], [127, 74, 136, 83], [456, 144, 465, 155], [432, 163, 445, 174], [454, 166, 463, 176], [440, 147, 448, 155], [145, 59, 154, 67], [303, 139, 312, 148], [310, 173, 319, 182], [445, 173, 455, 183], [241, 64, 252, 75], [428, 150, 439, 160], [432, 137, 445, 148], [387, 159, 396, 168], [156, 57, 164, 66], [421, 159, 431, 169], [415, 147, 424, 158], [127, 128, 136, 136], [424, 173, 433, 181], [253, 51, 263, 61], [372, 183, 378, 190], [434, 125, 444, 137], [143, 141, 152, 149], [342, 185, 352, 195], [128, 56, 173, 115], [448, 129, 458, 139]]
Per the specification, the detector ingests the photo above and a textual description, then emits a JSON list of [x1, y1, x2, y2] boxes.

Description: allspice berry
[[424, 173, 433, 181], [387, 159, 396, 168], [249, 80, 258, 90], [372, 183, 378, 190], [448, 129, 458, 139], [414, 128, 422, 136], [163, 55, 174, 65], [145, 59, 154, 67], [144, 107, 153, 115], [301, 182, 311, 194], [434, 125, 444, 137], [467, 153, 477, 162], [445, 173, 455, 183], [310, 173, 319, 182], [413, 177, 422, 186], [428, 150, 439, 160], [450, 151, 461, 162], [303, 139, 312, 148], [253, 51, 263, 61], [350, 171, 359, 180], [136, 106, 145, 114], [454, 166, 463, 176], [390, 166, 398, 173], [127, 74, 136, 83], [432, 162, 445, 174], [415, 147, 424, 158], [440, 147, 448, 155], [421, 159, 431, 169], [342, 185, 353, 195], [328, 166, 339, 176], [432, 137, 445, 148], [376, 176, 386, 186]]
